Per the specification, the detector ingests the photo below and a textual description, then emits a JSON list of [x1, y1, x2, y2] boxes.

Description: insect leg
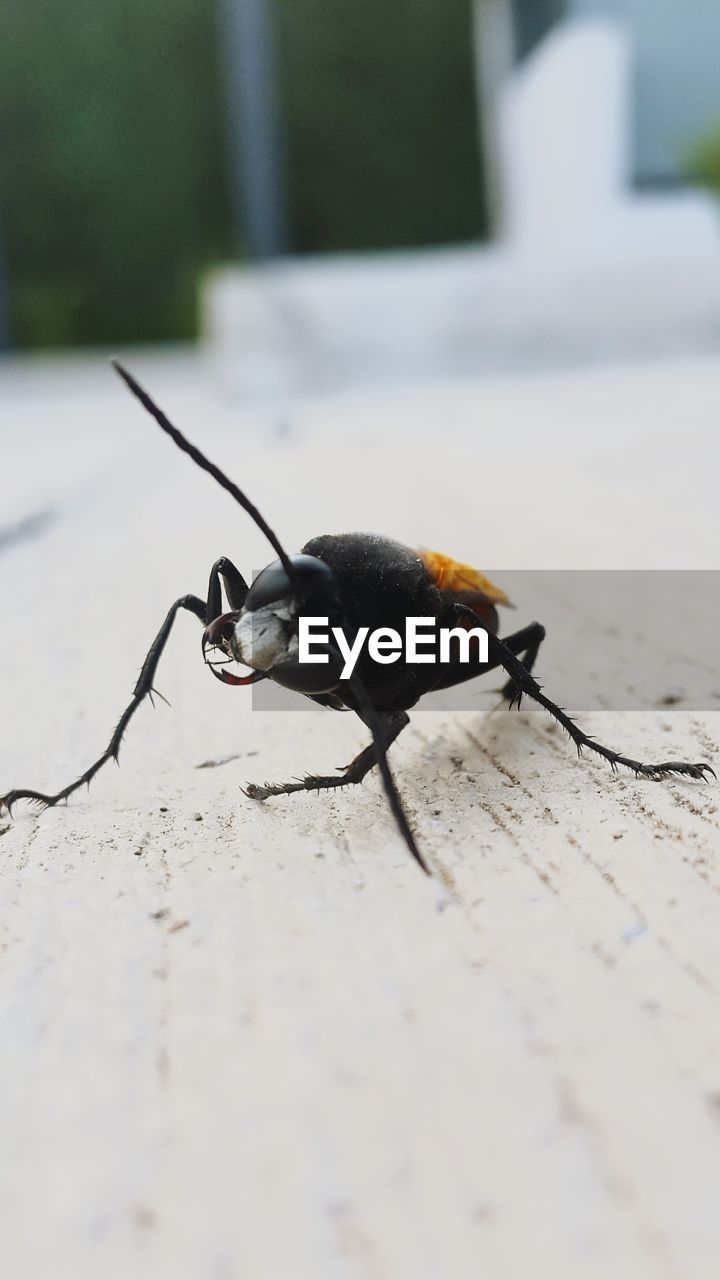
[[499, 622, 546, 708], [206, 556, 249, 622], [245, 711, 410, 799], [455, 607, 715, 784], [247, 703, 427, 872], [0, 594, 207, 816], [349, 687, 428, 873], [428, 621, 545, 694]]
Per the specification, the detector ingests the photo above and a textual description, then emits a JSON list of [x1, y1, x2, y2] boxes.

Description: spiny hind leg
[[498, 622, 546, 708], [463, 610, 715, 784]]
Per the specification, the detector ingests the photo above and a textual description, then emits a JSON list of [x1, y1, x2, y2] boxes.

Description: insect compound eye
[[244, 554, 340, 613], [244, 561, 292, 611], [239, 554, 344, 693]]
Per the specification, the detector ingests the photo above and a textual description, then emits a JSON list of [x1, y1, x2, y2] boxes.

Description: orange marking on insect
[[420, 549, 511, 606]]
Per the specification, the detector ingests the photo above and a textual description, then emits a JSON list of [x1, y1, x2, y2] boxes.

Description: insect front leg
[[206, 556, 249, 621], [0, 554, 249, 819], [0, 594, 207, 816]]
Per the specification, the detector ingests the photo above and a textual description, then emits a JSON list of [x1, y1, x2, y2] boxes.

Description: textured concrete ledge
[[203, 238, 720, 400], [1, 353, 719, 1279]]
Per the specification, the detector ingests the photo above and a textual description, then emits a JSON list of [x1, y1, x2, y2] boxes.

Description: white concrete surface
[[1, 351, 719, 1279], [203, 243, 720, 400]]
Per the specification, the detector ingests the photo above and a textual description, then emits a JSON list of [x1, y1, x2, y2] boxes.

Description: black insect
[[1, 365, 714, 873]]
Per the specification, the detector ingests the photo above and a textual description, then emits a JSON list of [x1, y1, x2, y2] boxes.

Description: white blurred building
[[205, 0, 720, 400], [510, 0, 720, 184], [477, 0, 720, 244]]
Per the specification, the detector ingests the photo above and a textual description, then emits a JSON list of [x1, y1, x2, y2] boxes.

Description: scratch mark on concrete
[[0, 508, 55, 555]]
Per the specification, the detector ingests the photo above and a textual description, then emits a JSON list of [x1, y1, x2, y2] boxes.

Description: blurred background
[[0, 0, 481, 353], [1, 0, 720, 391]]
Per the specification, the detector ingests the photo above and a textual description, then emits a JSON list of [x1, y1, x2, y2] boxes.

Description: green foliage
[[0, 0, 232, 347], [686, 126, 720, 196], [275, 0, 485, 252], [0, 0, 485, 348]]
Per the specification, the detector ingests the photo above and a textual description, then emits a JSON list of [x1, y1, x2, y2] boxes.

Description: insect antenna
[[112, 360, 297, 585]]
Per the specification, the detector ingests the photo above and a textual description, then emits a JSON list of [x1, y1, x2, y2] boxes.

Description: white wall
[[570, 0, 720, 180]]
